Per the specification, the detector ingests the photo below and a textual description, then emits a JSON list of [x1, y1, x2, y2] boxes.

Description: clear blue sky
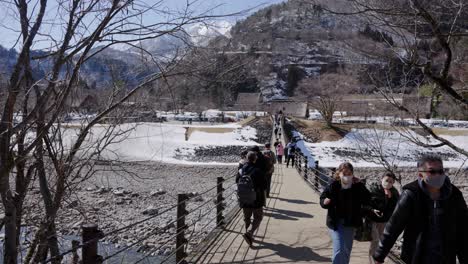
[[0, 0, 287, 49]]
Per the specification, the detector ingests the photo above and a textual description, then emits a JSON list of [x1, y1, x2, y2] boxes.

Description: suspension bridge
[[38, 119, 403, 264]]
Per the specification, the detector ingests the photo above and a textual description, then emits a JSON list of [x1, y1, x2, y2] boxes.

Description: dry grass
[[186, 127, 236, 139], [291, 118, 351, 142], [431, 128, 468, 136], [238, 116, 256, 127]]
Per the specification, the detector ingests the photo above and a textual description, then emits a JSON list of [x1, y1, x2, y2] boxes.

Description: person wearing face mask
[[373, 154, 468, 264], [367, 172, 400, 264], [320, 162, 373, 264]]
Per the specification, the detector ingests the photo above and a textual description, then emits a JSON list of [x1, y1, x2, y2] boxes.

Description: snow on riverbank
[[65, 122, 259, 165], [293, 128, 468, 168]]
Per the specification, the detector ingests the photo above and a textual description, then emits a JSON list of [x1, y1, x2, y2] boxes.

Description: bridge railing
[[41, 174, 240, 264]]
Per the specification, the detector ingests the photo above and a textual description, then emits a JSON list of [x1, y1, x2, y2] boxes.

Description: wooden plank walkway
[[191, 163, 373, 263]]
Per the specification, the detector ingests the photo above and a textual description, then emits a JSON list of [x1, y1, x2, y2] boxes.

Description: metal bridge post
[[82, 224, 103, 264], [176, 194, 189, 264], [298, 152, 302, 174], [314, 160, 319, 189], [304, 156, 308, 180], [216, 177, 225, 227]]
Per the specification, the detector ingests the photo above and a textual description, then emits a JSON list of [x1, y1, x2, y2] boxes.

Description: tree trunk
[[1, 174, 18, 264], [32, 86, 61, 263]]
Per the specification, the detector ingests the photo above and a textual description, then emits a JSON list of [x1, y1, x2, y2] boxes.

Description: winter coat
[[276, 144, 284, 156], [285, 143, 296, 156], [367, 182, 400, 222], [319, 178, 371, 230], [236, 162, 267, 209], [373, 179, 468, 264], [254, 152, 268, 177]]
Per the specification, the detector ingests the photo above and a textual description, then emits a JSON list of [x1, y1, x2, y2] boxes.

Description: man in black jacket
[[237, 151, 268, 247], [373, 154, 468, 264]]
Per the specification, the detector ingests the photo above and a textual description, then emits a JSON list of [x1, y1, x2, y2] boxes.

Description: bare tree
[[0, 1, 238, 263], [311, 0, 468, 157], [298, 73, 358, 127]]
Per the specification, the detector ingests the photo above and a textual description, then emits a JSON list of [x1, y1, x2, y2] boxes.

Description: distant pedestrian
[[320, 162, 374, 264], [184, 127, 189, 141], [285, 141, 296, 168], [367, 172, 400, 264], [262, 143, 277, 198], [373, 155, 468, 264], [236, 151, 267, 248], [273, 140, 280, 150], [274, 127, 278, 137], [276, 142, 284, 164]]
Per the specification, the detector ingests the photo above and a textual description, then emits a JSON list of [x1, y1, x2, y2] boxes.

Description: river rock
[[142, 206, 158, 216], [113, 189, 125, 196], [150, 189, 166, 196]]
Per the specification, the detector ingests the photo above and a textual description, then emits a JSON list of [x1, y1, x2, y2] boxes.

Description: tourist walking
[[285, 141, 296, 168], [236, 151, 267, 248], [262, 143, 276, 198], [373, 155, 468, 264], [249, 145, 268, 200], [367, 172, 400, 264], [276, 142, 284, 164], [273, 140, 279, 149], [320, 162, 375, 264], [238, 150, 248, 173]]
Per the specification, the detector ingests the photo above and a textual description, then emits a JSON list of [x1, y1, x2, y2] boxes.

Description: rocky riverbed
[[249, 117, 273, 144], [15, 162, 239, 261], [175, 145, 249, 163], [7, 117, 277, 261]]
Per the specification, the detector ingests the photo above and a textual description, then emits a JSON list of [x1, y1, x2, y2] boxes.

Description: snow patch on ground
[[294, 128, 468, 168], [64, 122, 259, 165]]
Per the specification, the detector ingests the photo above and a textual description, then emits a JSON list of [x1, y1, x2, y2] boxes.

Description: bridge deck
[[192, 164, 372, 264]]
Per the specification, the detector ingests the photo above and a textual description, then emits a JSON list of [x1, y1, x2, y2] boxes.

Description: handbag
[[354, 217, 372, 241]]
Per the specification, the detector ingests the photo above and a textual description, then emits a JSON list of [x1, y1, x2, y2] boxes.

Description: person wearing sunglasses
[[373, 154, 468, 264]]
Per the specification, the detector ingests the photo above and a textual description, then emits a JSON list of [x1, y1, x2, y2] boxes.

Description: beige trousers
[[369, 222, 386, 264]]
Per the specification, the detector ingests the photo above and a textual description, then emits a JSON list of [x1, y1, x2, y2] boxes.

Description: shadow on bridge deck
[[189, 163, 373, 264]]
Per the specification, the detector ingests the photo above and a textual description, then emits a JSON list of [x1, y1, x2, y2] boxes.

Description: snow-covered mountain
[[0, 20, 233, 88], [125, 20, 233, 58]]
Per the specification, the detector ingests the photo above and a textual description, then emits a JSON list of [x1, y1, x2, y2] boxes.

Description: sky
[[0, 0, 287, 49]]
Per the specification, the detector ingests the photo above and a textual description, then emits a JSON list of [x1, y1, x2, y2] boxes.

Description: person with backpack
[[238, 150, 248, 175], [236, 151, 267, 247], [262, 143, 277, 198], [285, 141, 296, 168]]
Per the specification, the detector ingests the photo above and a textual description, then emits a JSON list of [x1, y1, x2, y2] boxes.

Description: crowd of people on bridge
[[236, 114, 467, 264], [320, 155, 468, 264]]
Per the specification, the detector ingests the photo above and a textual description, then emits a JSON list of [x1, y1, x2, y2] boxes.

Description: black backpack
[[237, 167, 257, 206], [288, 145, 296, 154]]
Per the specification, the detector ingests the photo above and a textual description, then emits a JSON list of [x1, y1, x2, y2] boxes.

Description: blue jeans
[[329, 220, 355, 264]]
